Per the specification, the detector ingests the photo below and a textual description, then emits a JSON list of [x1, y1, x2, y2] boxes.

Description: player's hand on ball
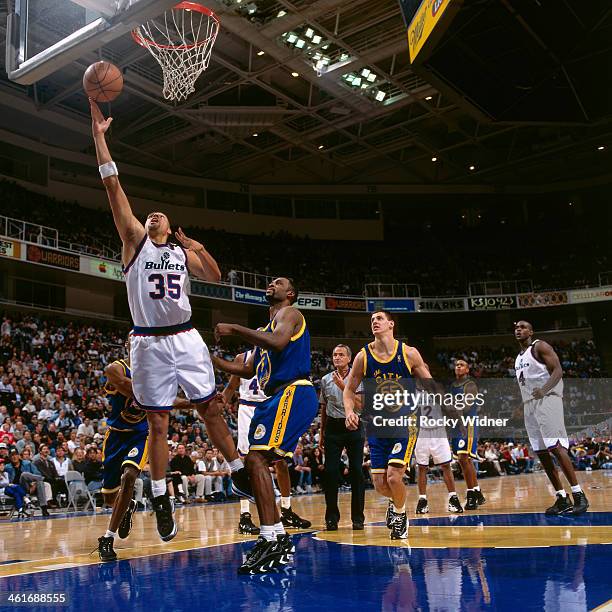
[[532, 387, 545, 400], [89, 98, 113, 136], [214, 323, 233, 342], [175, 227, 203, 252], [345, 411, 360, 431]]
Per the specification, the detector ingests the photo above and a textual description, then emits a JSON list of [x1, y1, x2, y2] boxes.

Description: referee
[[319, 344, 365, 530]]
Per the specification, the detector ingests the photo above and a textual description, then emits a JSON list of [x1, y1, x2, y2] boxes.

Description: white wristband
[[99, 161, 118, 179]]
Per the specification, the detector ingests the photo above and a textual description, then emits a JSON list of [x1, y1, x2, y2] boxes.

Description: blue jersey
[[104, 360, 148, 433], [254, 309, 311, 395], [450, 377, 478, 415], [362, 339, 412, 382]]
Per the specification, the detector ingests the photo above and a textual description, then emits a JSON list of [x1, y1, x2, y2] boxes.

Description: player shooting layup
[[90, 100, 251, 542]]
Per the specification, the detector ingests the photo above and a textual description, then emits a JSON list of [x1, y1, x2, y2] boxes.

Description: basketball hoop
[[132, 2, 220, 102]]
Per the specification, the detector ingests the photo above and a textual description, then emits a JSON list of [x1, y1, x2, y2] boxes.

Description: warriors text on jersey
[[254, 310, 311, 395], [515, 340, 563, 402], [104, 360, 148, 433], [123, 236, 191, 328]]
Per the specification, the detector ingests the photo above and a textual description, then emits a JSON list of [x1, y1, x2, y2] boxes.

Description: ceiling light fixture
[[291, 71, 299, 77], [257, 50, 265, 56], [431, 156, 437, 162], [425, 95, 433, 100], [469, 165, 476, 171]]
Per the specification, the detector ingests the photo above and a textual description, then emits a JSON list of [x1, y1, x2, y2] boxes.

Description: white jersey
[[124, 236, 192, 328], [238, 350, 267, 404], [515, 340, 563, 402], [419, 399, 445, 429]]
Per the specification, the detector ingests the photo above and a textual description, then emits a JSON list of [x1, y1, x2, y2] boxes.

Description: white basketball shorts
[[415, 427, 452, 466], [524, 395, 568, 452], [130, 327, 216, 410], [237, 403, 256, 455]]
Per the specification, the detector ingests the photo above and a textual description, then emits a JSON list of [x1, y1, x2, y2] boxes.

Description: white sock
[[392, 503, 405, 514], [240, 499, 250, 514], [274, 521, 285, 536], [474, 485, 480, 492], [448, 492, 457, 498], [280, 496, 291, 509], [229, 459, 244, 473], [556, 489, 567, 498], [571, 484, 582, 494], [260, 525, 276, 542], [467, 488, 474, 492], [151, 479, 167, 498], [419, 494, 427, 500], [104, 530, 116, 539]]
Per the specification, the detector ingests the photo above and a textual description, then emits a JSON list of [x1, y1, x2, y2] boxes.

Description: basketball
[[82, 61, 123, 102]]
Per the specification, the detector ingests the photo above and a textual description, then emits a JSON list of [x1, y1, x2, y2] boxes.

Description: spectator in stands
[[199, 448, 224, 500], [6, 449, 49, 516], [77, 418, 94, 439], [71, 448, 87, 474], [0, 459, 31, 517], [169, 444, 196, 504], [34, 444, 67, 502], [482, 443, 503, 476], [309, 447, 325, 490], [52, 447, 72, 478], [214, 450, 231, 498], [291, 445, 312, 494], [83, 447, 103, 493]]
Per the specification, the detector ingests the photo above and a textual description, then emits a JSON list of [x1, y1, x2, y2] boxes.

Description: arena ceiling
[[0, 0, 610, 189]]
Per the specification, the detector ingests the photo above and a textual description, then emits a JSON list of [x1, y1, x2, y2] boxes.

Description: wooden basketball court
[[1, 471, 610, 610]]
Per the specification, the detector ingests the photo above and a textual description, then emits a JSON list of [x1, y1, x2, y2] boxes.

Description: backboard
[[6, 0, 179, 85]]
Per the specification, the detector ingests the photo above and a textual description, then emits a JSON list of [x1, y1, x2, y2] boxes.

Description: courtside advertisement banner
[[191, 281, 233, 301], [85, 258, 124, 281], [367, 298, 416, 313], [416, 298, 466, 312], [325, 297, 367, 311], [296, 294, 325, 310], [518, 291, 568, 309], [233, 287, 267, 306], [0, 238, 20, 259], [568, 287, 612, 304], [468, 295, 517, 311], [26, 244, 80, 271]]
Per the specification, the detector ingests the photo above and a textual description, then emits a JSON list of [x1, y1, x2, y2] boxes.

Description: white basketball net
[[133, 4, 219, 102]]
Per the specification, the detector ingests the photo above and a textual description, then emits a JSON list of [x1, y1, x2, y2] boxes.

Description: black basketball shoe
[[545, 493, 573, 516], [276, 533, 295, 563], [118, 499, 137, 539], [475, 489, 486, 506], [385, 500, 394, 529], [389, 510, 408, 540], [238, 537, 284, 574], [281, 506, 312, 529], [97, 536, 117, 562], [465, 490, 478, 511], [415, 498, 429, 514], [152, 492, 177, 542], [447, 495, 464, 514], [570, 491, 589, 516], [238, 512, 260, 535]]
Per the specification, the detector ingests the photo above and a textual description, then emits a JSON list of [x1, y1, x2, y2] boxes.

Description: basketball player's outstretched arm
[[212, 352, 255, 379], [532, 341, 563, 398], [215, 306, 302, 352], [175, 227, 221, 282], [343, 350, 365, 431], [221, 353, 244, 405], [89, 100, 145, 264], [105, 362, 133, 398]]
